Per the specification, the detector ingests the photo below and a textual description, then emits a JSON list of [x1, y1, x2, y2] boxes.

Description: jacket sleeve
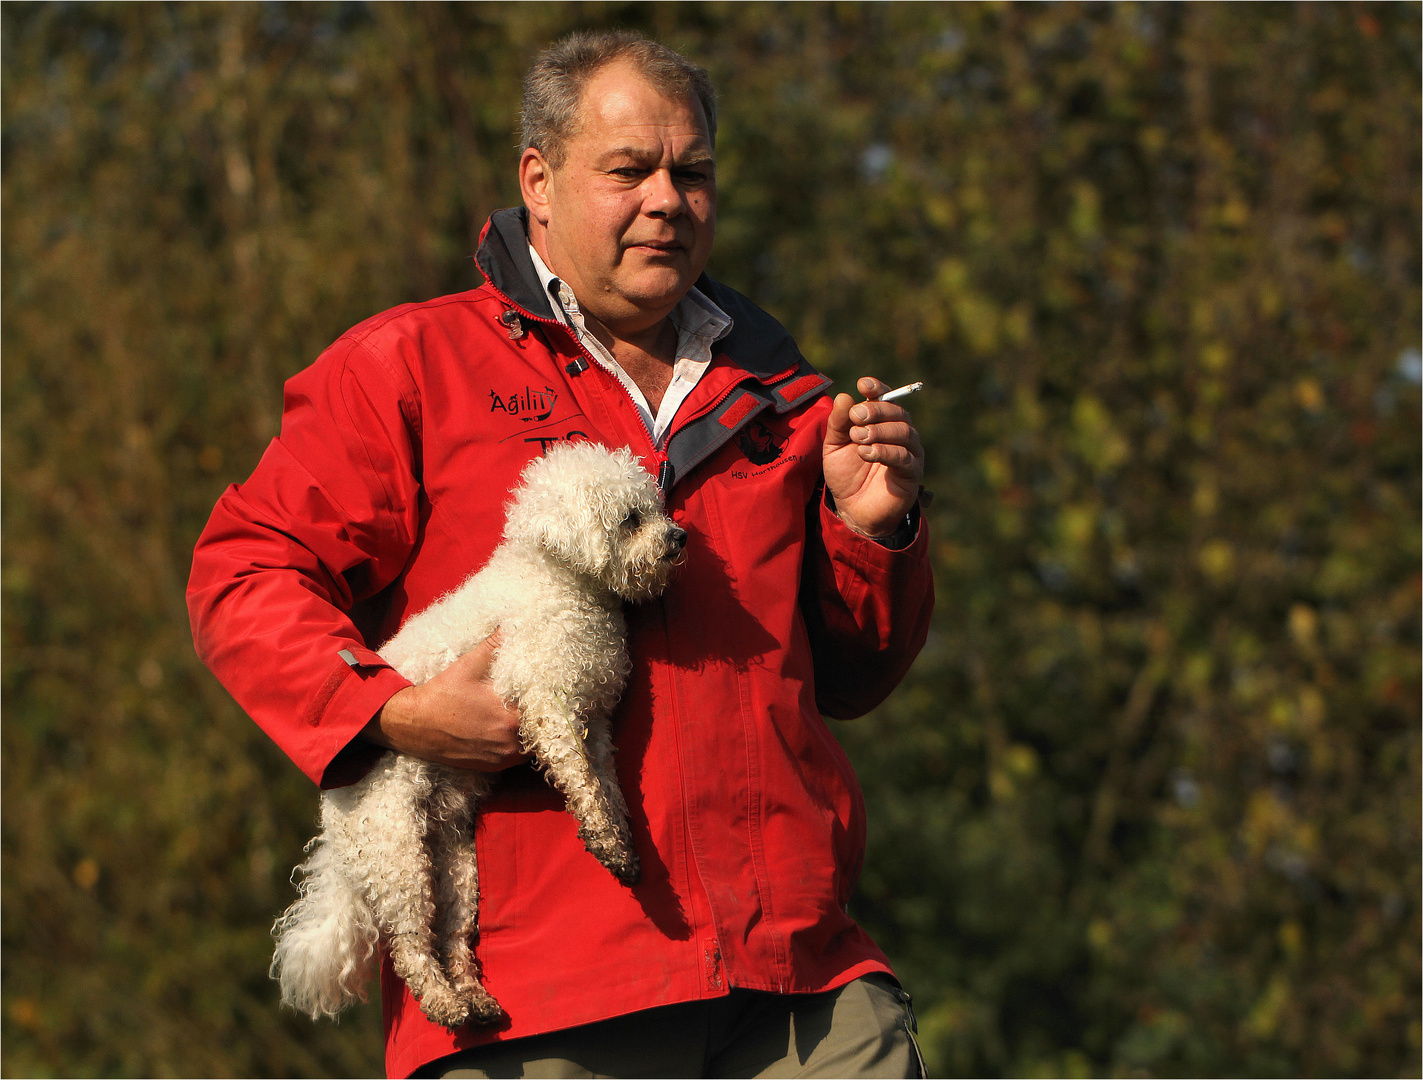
[[799, 488, 935, 720], [186, 334, 423, 788]]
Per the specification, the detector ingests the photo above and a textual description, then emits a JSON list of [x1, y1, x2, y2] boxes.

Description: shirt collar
[[526, 243, 733, 447]]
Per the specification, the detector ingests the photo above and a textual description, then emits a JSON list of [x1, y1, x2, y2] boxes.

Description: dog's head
[[503, 442, 685, 602]]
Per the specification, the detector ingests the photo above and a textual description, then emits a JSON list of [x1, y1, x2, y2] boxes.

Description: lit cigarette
[[878, 381, 924, 403]]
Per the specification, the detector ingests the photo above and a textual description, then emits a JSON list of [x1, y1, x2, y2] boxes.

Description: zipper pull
[[499, 308, 526, 340], [657, 458, 674, 493]]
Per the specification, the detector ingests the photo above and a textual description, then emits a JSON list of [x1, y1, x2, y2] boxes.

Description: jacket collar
[[475, 207, 810, 384], [475, 207, 557, 321]]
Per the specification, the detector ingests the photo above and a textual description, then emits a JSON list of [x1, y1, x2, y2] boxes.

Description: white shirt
[[528, 244, 732, 448]]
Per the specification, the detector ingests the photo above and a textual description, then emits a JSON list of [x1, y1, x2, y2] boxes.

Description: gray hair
[[521, 30, 717, 169]]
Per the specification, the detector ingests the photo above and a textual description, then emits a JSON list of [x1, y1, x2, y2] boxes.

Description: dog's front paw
[[579, 826, 641, 886], [608, 848, 640, 886], [465, 983, 507, 1026]]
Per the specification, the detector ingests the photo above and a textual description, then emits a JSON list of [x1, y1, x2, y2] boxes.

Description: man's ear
[[519, 147, 553, 227]]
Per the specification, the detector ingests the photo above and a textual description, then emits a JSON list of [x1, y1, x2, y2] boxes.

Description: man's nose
[[643, 169, 684, 218]]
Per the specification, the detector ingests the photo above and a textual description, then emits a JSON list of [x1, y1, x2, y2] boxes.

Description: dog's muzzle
[[665, 525, 688, 557]]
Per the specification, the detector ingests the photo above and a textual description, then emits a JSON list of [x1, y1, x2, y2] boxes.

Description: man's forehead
[[596, 139, 715, 166]]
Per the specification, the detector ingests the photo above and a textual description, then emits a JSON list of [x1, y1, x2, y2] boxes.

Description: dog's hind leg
[[433, 824, 505, 1024], [353, 757, 473, 1030], [430, 779, 505, 1025]]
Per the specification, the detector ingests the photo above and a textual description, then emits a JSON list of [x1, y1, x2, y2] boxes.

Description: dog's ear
[[504, 461, 613, 573], [537, 498, 611, 573]]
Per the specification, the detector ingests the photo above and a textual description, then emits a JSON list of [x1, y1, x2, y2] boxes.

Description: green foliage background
[[3, 3, 1418, 1077]]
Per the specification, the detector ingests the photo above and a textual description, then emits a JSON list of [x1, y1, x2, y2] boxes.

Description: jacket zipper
[[488, 284, 718, 494]]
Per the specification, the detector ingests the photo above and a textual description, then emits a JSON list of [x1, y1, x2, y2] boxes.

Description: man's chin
[[616, 269, 697, 312]]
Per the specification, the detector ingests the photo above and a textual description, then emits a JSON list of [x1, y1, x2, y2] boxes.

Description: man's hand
[[362, 633, 528, 771], [823, 376, 926, 537]]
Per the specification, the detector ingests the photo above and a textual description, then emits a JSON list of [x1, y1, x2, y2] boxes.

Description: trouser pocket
[[863, 973, 927, 1079], [890, 982, 927, 1079]]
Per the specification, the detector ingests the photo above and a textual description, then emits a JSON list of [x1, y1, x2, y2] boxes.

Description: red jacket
[[188, 209, 933, 1078]]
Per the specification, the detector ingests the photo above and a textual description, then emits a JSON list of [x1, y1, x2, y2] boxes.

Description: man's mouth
[[626, 239, 684, 255]]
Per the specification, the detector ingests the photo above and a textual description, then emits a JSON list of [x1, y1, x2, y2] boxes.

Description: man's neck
[[581, 311, 676, 410]]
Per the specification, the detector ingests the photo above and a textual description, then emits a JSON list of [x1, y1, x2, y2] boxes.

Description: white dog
[[270, 442, 686, 1030]]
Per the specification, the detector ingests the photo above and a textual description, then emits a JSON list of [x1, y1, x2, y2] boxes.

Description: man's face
[[522, 59, 717, 334]]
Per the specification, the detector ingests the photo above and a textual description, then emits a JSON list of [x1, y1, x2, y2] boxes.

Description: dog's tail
[[270, 835, 379, 1021]]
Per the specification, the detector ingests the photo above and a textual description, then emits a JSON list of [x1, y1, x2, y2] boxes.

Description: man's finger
[[857, 376, 892, 400], [446, 632, 501, 681], [856, 443, 920, 469], [470, 630, 502, 661], [826, 392, 857, 442], [848, 420, 922, 450], [854, 431, 924, 468], [848, 400, 912, 427]]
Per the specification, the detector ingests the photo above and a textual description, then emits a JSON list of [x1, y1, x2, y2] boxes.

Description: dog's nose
[[667, 525, 688, 553]]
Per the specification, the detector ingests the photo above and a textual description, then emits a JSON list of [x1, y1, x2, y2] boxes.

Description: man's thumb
[[825, 392, 856, 445]]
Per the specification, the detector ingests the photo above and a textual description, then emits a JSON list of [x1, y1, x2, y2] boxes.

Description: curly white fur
[[270, 442, 684, 1030]]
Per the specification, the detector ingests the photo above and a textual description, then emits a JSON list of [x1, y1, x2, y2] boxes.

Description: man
[[189, 30, 933, 1079]]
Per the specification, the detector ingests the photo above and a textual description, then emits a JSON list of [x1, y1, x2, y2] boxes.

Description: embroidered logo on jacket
[[736, 420, 787, 465], [490, 385, 558, 422]]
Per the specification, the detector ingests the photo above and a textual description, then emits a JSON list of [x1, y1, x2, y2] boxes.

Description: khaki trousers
[[413, 974, 926, 1079]]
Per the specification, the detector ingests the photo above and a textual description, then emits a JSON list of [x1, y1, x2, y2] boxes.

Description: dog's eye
[[622, 510, 642, 529]]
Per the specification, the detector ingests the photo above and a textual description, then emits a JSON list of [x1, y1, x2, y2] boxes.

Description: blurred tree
[[3, 3, 1417, 1077]]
